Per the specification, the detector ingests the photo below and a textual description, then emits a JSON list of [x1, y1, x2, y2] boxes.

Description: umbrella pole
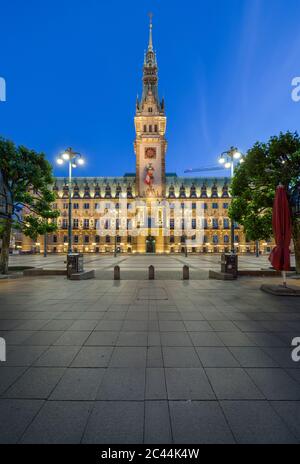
[[282, 270, 287, 287]]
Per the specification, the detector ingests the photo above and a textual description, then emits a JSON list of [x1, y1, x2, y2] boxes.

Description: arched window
[[149, 125, 152, 132]]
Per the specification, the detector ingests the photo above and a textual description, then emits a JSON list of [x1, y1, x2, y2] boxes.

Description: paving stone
[[165, 368, 215, 400], [54, 331, 90, 346], [169, 401, 234, 444], [23, 331, 64, 346], [229, 347, 279, 368], [145, 368, 167, 400], [85, 331, 119, 346], [160, 332, 192, 346], [144, 401, 172, 444], [243, 332, 286, 347], [0, 399, 44, 443], [148, 332, 161, 346], [34, 346, 80, 367], [205, 368, 264, 400], [95, 320, 123, 331], [196, 347, 239, 367], [184, 321, 212, 332], [71, 347, 113, 367], [272, 401, 300, 440], [189, 332, 224, 347], [217, 332, 255, 347], [97, 368, 145, 400], [109, 347, 147, 367], [20, 400, 93, 444], [50, 368, 105, 400], [82, 401, 144, 444], [122, 321, 149, 331], [162, 347, 201, 367], [68, 320, 98, 331], [5, 345, 48, 366], [2, 367, 65, 399], [0, 366, 27, 395], [147, 347, 163, 367], [221, 401, 298, 444], [246, 368, 300, 400], [117, 332, 148, 346], [41, 320, 75, 331]]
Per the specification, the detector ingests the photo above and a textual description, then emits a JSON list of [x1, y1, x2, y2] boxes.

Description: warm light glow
[[77, 158, 84, 165], [239, 158, 245, 164], [56, 158, 63, 165], [62, 152, 70, 160], [233, 151, 241, 159], [219, 157, 225, 164], [225, 162, 231, 169]]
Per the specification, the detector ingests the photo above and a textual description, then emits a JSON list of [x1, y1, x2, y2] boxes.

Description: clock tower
[[134, 15, 167, 198]]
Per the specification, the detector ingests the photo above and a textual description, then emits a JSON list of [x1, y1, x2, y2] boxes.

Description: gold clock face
[[145, 147, 156, 159]]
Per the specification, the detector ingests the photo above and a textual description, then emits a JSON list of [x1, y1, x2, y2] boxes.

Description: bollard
[[114, 265, 120, 280], [183, 265, 189, 280], [149, 265, 155, 280]]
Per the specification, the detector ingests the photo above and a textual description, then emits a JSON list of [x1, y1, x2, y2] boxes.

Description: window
[[116, 218, 120, 230], [95, 235, 100, 243], [62, 219, 68, 229], [83, 203, 90, 210], [170, 235, 175, 243], [204, 235, 208, 244], [148, 217, 152, 228], [154, 124, 158, 132], [53, 235, 57, 243], [148, 107, 152, 113], [143, 125, 147, 132], [83, 219, 89, 229], [73, 219, 79, 229], [63, 203, 68, 209], [127, 235, 132, 243], [202, 203, 208, 210], [116, 235, 121, 243], [223, 203, 229, 209], [170, 219, 174, 230], [149, 125, 152, 132], [212, 218, 219, 229], [63, 235, 68, 243], [213, 235, 218, 244], [94, 203, 99, 210], [94, 219, 99, 230], [192, 218, 196, 229], [105, 235, 110, 243], [202, 218, 208, 229], [52, 203, 57, 209], [235, 235, 239, 243], [84, 235, 89, 244], [127, 219, 132, 230], [73, 203, 79, 210], [224, 235, 229, 244], [192, 203, 196, 209], [104, 220, 109, 230], [223, 218, 230, 229], [74, 235, 79, 244], [234, 221, 239, 229], [212, 203, 218, 209]]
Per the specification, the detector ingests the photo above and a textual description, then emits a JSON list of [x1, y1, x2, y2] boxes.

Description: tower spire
[[148, 12, 153, 51]]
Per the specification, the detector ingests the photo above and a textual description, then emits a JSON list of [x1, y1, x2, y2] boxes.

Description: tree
[[0, 137, 59, 274], [229, 131, 300, 272]]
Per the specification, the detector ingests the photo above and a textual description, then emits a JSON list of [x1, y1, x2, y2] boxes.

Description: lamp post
[[218, 147, 244, 254], [114, 192, 126, 257], [56, 147, 85, 255]]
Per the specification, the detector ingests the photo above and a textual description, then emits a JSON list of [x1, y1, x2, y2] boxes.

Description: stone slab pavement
[[0, 273, 300, 443]]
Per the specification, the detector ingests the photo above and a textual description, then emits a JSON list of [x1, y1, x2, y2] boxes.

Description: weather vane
[[148, 12, 153, 24]]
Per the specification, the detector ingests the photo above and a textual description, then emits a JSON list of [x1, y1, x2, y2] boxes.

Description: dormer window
[[148, 107, 153, 113]]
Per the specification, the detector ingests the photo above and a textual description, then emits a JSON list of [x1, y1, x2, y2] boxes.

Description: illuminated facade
[[21, 18, 272, 255]]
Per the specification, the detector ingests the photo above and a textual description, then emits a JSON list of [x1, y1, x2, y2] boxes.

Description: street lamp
[[218, 147, 245, 254], [114, 192, 126, 257], [56, 147, 85, 254]]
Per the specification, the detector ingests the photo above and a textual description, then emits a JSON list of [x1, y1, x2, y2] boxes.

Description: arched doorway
[[146, 236, 156, 253]]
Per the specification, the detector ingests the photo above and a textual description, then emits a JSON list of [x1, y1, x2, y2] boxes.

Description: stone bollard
[[149, 265, 155, 280], [183, 265, 189, 280], [114, 265, 120, 280]]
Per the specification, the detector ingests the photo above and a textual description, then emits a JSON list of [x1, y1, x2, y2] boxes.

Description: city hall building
[[21, 19, 268, 255]]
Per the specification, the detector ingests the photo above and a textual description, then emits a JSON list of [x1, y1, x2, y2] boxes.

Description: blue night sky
[[1, 0, 300, 178]]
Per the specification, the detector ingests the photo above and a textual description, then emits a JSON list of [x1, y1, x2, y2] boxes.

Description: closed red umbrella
[[269, 184, 292, 286]]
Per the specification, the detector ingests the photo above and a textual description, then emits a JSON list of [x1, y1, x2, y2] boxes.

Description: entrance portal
[[146, 236, 156, 253]]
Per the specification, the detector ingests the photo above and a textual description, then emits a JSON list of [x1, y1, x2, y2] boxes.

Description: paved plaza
[[0, 255, 300, 443]]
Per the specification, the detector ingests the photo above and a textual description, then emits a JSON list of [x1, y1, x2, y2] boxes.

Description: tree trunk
[[0, 218, 12, 275], [292, 219, 300, 274]]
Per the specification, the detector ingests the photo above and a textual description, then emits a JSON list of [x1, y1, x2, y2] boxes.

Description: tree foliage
[[0, 137, 59, 273], [229, 131, 300, 270]]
